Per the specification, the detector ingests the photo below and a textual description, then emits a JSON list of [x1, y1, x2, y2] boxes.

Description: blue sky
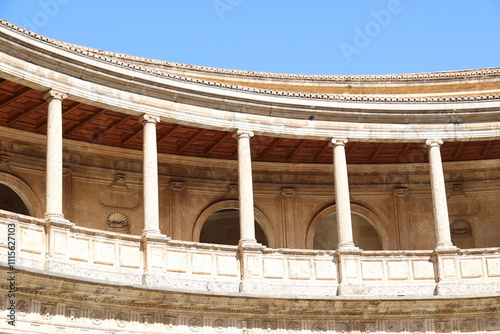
[[1, 0, 499, 75]]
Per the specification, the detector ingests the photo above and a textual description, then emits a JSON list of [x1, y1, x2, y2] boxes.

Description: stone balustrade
[[1, 210, 499, 299]]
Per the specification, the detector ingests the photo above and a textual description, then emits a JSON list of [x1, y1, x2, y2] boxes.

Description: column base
[[337, 245, 361, 254], [44, 214, 73, 227], [141, 230, 169, 241], [238, 240, 263, 250], [435, 244, 458, 252]]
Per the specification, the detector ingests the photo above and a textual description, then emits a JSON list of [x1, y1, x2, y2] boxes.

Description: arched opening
[[0, 183, 30, 215], [313, 212, 382, 250], [199, 209, 268, 246], [450, 218, 475, 249]]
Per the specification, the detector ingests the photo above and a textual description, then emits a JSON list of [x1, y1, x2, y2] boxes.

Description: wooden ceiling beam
[[93, 115, 134, 141], [370, 143, 385, 163], [8, 100, 47, 125], [177, 129, 207, 153], [65, 108, 107, 136], [287, 140, 307, 160], [314, 141, 330, 162], [259, 138, 281, 160], [36, 102, 83, 130], [121, 127, 143, 146], [482, 141, 493, 158], [0, 87, 32, 109], [346, 142, 359, 159], [400, 143, 412, 159], [157, 124, 181, 144], [453, 142, 466, 160], [205, 132, 232, 156]]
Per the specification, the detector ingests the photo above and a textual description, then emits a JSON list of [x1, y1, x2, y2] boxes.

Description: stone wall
[[1, 128, 499, 250]]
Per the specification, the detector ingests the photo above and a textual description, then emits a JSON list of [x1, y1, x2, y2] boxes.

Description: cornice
[[1, 19, 500, 104]]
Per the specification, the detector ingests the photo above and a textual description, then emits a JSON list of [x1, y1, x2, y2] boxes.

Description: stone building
[[0, 20, 499, 333]]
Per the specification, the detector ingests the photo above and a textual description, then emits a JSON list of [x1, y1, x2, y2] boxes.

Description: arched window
[[313, 212, 382, 250], [450, 219, 474, 249], [0, 183, 30, 215], [199, 209, 268, 246]]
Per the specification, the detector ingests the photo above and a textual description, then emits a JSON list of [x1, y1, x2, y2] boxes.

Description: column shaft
[[332, 139, 356, 249], [426, 139, 454, 249], [43, 90, 67, 220], [235, 130, 257, 245], [141, 114, 161, 235]]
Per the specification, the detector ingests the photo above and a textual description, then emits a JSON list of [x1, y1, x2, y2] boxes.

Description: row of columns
[[42, 89, 455, 250]]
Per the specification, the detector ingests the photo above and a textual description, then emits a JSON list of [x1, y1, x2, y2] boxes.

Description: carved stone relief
[[106, 211, 131, 228], [447, 184, 480, 216], [386, 320, 401, 332], [486, 317, 499, 331], [141, 313, 154, 326], [434, 319, 451, 333], [40, 303, 55, 320], [98, 173, 140, 209], [164, 315, 177, 330], [287, 321, 300, 334], [115, 312, 128, 328], [17, 299, 28, 316], [189, 317, 202, 332], [65, 307, 79, 322], [214, 318, 225, 333], [336, 321, 350, 333], [91, 309, 104, 325], [311, 321, 325, 334], [359, 321, 376, 333], [262, 320, 275, 333], [241, 320, 251, 334]]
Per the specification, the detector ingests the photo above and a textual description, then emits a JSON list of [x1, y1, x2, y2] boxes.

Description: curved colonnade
[[0, 20, 499, 333]]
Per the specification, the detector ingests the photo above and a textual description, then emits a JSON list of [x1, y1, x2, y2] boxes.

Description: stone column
[[331, 138, 357, 250], [234, 130, 257, 245], [141, 114, 162, 237], [43, 90, 67, 220], [425, 139, 455, 250]]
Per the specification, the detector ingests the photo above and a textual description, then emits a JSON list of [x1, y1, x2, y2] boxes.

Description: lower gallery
[[0, 20, 499, 333]]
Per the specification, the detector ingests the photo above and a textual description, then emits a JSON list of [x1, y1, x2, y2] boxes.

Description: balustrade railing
[[1, 210, 499, 298]]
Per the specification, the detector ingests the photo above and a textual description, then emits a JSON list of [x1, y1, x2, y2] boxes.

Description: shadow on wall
[[200, 209, 268, 246], [314, 212, 382, 250], [0, 183, 29, 215]]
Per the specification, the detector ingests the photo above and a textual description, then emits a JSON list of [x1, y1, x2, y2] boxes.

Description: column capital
[[233, 130, 254, 140], [329, 138, 348, 147], [42, 89, 67, 102], [139, 114, 160, 125], [425, 139, 443, 148]]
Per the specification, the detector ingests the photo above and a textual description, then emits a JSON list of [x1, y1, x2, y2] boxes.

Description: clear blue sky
[[1, 0, 499, 75]]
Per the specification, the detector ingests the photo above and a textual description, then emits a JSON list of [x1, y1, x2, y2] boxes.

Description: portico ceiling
[[1, 79, 499, 165]]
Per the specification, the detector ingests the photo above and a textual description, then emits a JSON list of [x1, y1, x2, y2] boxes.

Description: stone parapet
[[1, 211, 500, 333], [1, 210, 499, 299]]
